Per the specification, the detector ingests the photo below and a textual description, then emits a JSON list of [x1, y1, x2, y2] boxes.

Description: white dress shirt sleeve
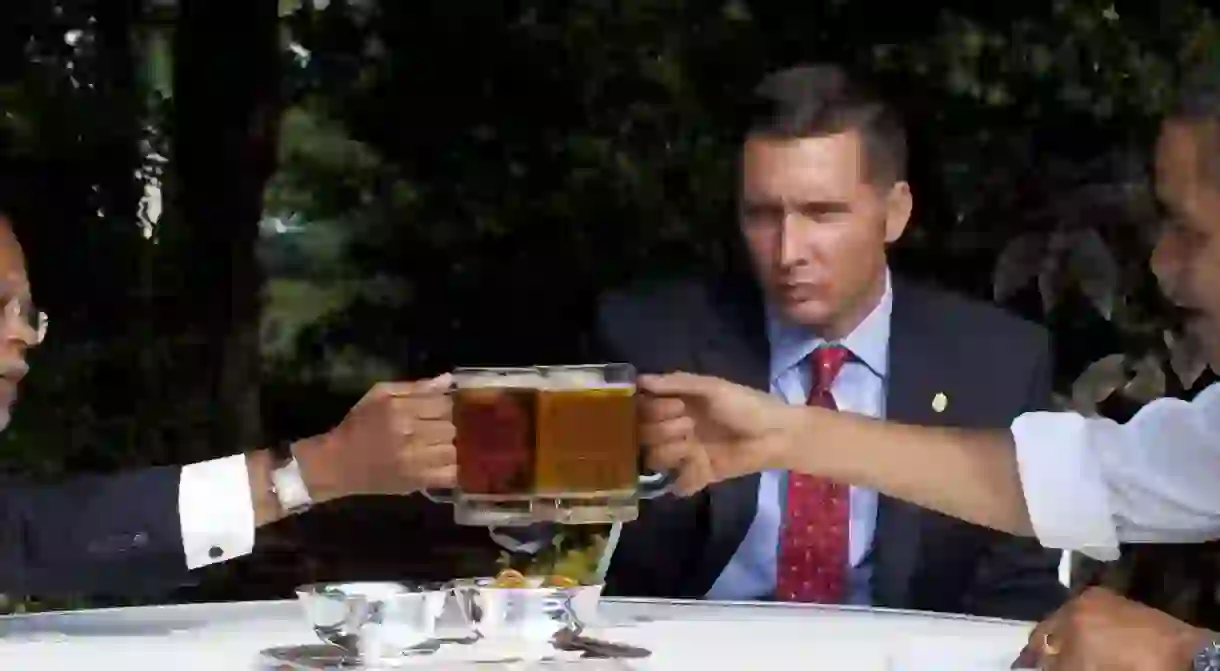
[[1011, 381, 1220, 561], [178, 454, 257, 570]]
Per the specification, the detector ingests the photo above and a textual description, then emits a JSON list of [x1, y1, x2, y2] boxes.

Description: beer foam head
[[545, 368, 632, 390], [455, 371, 546, 389]]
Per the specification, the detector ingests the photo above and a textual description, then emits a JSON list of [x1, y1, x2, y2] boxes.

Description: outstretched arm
[[778, 383, 1220, 560], [782, 413, 1032, 535], [0, 433, 364, 597], [641, 372, 1220, 562], [0, 376, 457, 598]]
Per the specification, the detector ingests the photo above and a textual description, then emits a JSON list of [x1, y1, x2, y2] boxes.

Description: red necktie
[[775, 344, 851, 603]]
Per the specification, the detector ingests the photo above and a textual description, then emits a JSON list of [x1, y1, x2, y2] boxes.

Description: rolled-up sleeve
[[178, 454, 256, 570], [1011, 382, 1220, 561]]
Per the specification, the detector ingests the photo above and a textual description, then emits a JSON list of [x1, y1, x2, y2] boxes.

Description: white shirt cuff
[[178, 454, 256, 570], [1011, 411, 1120, 562]]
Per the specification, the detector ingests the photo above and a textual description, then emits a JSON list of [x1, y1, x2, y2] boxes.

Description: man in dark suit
[[0, 213, 458, 597], [597, 64, 1066, 620], [635, 60, 1220, 670]]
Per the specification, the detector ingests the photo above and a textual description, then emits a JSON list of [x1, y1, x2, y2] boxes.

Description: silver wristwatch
[[270, 441, 314, 516], [1193, 639, 1220, 671]]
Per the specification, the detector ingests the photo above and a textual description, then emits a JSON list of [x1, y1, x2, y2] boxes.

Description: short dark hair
[[742, 64, 907, 185]]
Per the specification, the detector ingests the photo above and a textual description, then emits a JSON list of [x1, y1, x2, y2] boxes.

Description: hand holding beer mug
[[303, 375, 457, 502], [637, 371, 802, 496], [425, 364, 671, 526]]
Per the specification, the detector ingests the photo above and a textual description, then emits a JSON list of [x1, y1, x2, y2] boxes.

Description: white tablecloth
[[0, 597, 1034, 669]]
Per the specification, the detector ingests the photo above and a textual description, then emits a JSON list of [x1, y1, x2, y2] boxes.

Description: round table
[[0, 597, 1035, 669]]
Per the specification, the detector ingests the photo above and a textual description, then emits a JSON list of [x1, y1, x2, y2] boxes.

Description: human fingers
[[381, 395, 452, 436], [638, 371, 723, 398], [639, 395, 688, 422], [643, 436, 699, 474], [356, 374, 454, 407], [398, 443, 456, 481], [1012, 610, 1064, 669], [639, 415, 695, 449], [672, 449, 713, 496], [409, 418, 457, 446], [415, 463, 457, 490]]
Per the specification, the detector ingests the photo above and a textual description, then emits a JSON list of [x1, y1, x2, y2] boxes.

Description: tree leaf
[[722, 0, 751, 21], [1037, 263, 1066, 316], [279, 0, 304, 16], [993, 233, 1047, 301], [1064, 228, 1119, 320], [1121, 355, 1166, 403], [1164, 329, 1209, 389], [1070, 353, 1128, 415]]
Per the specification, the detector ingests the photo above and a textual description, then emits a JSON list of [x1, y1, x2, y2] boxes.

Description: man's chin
[[774, 299, 833, 328]]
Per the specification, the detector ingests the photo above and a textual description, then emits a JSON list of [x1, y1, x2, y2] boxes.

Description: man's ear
[[883, 181, 913, 244]]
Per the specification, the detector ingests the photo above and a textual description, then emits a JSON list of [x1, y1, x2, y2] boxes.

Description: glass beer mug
[[425, 364, 671, 526]]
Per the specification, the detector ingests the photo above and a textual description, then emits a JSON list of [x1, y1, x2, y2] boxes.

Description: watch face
[[272, 457, 314, 513], [1195, 641, 1220, 671]]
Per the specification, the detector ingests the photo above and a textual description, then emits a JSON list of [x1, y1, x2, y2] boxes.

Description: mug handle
[[637, 471, 673, 499]]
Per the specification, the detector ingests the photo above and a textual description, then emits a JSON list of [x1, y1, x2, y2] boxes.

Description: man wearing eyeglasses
[[637, 63, 1220, 671], [0, 215, 458, 597]]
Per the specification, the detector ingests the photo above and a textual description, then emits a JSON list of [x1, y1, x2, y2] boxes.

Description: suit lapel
[[685, 277, 770, 597], [694, 277, 771, 390], [871, 278, 945, 608]]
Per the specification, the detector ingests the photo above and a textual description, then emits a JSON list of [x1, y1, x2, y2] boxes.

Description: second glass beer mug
[[428, 363, 670, 526]]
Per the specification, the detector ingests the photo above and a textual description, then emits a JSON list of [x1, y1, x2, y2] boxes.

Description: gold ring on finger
[[1042, 631, 1060, 656]]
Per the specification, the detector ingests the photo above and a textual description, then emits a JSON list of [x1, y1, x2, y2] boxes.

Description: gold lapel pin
[[932, 392, 948, 413]]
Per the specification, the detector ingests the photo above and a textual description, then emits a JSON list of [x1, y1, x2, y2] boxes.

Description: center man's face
[[738, 131, 911, 338]]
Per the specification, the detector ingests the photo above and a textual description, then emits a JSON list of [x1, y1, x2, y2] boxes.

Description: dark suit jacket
[[0, 467, 192, 597], [597, 274, 1067, 621]]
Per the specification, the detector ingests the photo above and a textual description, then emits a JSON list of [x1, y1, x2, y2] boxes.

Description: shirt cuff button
[[208, 546, 224, 559]]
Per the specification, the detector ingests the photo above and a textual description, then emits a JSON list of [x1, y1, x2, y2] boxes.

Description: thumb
[[389, 373, 452, 397], [356, 373, 454, 406], [638, 371, 722, 398], [413, 372, 453, 393]]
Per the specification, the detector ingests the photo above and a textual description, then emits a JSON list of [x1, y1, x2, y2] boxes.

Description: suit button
[[132, 532, 148, 547], [208, 546, 224, 559]]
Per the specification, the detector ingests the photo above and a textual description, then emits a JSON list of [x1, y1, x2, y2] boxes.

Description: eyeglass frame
[[2, 296, 47, 345]]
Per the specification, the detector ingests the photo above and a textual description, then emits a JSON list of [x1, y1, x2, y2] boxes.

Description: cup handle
[[637, 471, 673, 499], [422, 488, 455, 504]]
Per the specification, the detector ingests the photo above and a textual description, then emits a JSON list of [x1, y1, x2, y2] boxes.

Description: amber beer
[[452, 367, 638, 495], [452, 374, 539, 496], [535, 376, 637, 495], [448, 365, 647, 525]]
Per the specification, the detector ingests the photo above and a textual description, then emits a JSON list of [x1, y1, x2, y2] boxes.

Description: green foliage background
[[0, 0, 1216, 619]]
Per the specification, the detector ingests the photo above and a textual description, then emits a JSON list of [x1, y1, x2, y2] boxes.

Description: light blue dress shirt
[[705, 273, 893, 604]]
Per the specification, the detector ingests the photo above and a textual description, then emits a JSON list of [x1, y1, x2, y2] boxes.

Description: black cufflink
[[208, 546, 224, 559]]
